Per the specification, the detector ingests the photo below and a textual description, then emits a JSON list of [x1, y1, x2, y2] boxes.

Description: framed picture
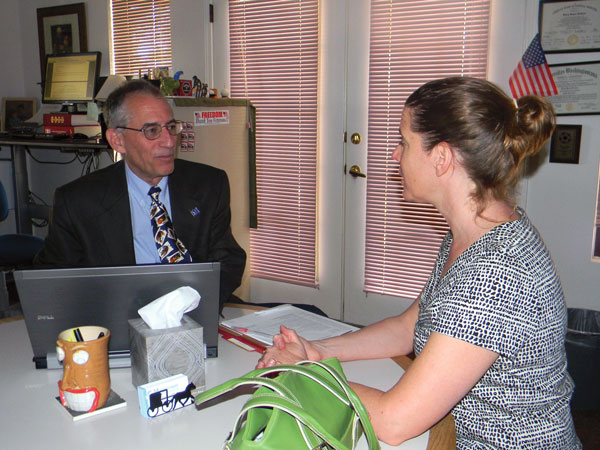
[[1, 98, 37, 132], [549, 124, 582, 163], [540, 0, 600, 53], [36, 3, 87, 77]]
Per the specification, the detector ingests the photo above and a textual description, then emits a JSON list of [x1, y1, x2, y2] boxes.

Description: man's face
[[107, 94, 178, 186]]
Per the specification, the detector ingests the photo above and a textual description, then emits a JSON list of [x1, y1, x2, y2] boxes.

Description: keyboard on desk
[[33, 133, 70, 140]]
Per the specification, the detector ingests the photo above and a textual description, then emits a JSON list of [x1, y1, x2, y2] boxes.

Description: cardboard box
[[128, 315, 206, 389]]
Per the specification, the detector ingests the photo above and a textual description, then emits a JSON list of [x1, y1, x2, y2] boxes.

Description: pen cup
[[56, 326, 111, 412]]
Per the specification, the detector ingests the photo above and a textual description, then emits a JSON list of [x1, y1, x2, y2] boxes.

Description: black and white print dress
[[414, 208, 581, 449]]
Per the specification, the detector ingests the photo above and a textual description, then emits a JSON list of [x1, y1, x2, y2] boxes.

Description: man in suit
[[34, 80, 246, 311]]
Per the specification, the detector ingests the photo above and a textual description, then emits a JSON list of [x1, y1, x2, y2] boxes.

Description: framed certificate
[[540, 0, 600, 52], [548, 61, 600, 115]]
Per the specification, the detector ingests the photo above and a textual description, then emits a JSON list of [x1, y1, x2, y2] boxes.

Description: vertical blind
[[229, 0, 319, 287], [365, 0, 490, 298], [110, 0, 173, 77]]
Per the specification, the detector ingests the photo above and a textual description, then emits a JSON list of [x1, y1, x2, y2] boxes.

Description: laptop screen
[[14, 263, 220, 369]]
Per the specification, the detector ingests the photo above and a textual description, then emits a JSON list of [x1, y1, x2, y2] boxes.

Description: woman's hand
[[256, 325, 324, 368]]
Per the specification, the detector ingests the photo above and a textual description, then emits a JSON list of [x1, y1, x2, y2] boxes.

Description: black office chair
[[0, 180, 44, 316]]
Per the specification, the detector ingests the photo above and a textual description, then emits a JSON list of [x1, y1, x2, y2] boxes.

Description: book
[[43, 124, 101, 138], [219, 304, 359, 352], [43, 113, 100, 127], [56, 389, 126, 421]]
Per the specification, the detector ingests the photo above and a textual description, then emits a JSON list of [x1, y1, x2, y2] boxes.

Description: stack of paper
[[219, 304, 359, 352]]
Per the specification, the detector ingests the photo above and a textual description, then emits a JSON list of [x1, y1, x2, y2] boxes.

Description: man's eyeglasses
[[116, 121, 183, 140]]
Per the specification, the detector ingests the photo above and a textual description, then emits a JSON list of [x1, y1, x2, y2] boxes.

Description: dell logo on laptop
[[37, 314, 55, 320]]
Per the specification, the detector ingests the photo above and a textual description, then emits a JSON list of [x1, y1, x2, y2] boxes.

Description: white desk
[[0, 312, 430, 449]]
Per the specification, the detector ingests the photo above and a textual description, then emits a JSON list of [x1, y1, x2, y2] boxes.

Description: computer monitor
[[42, 52, 101, 113]]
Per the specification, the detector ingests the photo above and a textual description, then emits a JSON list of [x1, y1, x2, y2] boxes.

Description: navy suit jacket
[[34, 159, 246, 310]]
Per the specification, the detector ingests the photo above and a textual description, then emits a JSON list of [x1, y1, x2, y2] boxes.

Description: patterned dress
[[414, 208, 581, 449]]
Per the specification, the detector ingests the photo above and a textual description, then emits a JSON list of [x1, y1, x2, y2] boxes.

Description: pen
[[73, 328, 84, 342], [233, 327, 273, 342]]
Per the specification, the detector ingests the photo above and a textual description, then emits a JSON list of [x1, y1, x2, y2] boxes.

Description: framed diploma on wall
[[548, 61, 600, 115], [540, 0, 600, 53]]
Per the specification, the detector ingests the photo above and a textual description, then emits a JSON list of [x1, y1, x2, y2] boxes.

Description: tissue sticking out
[[137, 286, 201, 329]]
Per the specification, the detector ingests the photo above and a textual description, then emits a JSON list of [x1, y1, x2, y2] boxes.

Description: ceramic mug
[[56, 326, 111, 412]]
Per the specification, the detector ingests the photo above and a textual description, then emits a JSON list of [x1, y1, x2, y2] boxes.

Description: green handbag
[[194, 358, 380, 450]]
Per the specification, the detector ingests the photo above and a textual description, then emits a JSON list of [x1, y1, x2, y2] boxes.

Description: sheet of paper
[[221, 305, 359, 345]]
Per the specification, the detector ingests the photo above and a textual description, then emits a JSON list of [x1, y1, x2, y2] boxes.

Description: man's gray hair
[[103, 80, 165, 129]]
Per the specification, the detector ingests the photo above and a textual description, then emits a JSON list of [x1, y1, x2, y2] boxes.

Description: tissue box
[[128, 315, 206, 389]]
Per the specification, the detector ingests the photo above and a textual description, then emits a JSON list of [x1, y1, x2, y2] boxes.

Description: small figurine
[[192, 76, 202, 99], [201, 83, 208, 98], [160, 77, 180, 96]]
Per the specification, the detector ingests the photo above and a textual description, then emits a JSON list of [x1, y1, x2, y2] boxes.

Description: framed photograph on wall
[[1, 98, 37, 132], [36, 3, 87, 78], [540, 0, 600, 53]]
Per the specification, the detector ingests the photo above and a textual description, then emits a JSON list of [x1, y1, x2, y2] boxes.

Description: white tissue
[[138, 286, 201, 329]]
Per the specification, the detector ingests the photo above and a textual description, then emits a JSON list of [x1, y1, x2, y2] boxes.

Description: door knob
[[349, 165, 366, 178], [350, 133, 361, 145]]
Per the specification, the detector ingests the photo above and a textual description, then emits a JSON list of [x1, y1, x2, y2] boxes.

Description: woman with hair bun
[[258, 77, 581, 449]]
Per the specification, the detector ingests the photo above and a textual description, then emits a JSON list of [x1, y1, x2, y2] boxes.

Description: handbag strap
[[296, 360, 379, 450], [195, 376, 299, 406], [249, 363, 350, 406], [248, 360, 379, 450]]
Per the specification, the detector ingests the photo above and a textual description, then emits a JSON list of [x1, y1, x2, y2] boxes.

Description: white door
[[337, 0, 414, 325], [245, 0, 410, 324], [212, 0, 416, 323], [214, 0, 511, 326]]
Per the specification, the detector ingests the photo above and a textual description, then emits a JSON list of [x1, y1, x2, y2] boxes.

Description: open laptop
[[14, 262, 220, 369]]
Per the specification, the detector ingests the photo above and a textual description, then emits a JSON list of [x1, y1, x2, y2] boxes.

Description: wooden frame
[[1, 98, 37, 132], [36, 3, 87, 78]]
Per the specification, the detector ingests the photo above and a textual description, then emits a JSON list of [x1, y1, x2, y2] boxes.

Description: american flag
[[509, 34, 558, 98]]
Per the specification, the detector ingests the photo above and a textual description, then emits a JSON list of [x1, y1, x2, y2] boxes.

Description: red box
[[176, 80, 193, 96]]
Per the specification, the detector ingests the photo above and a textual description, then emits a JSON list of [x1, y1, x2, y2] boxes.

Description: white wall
[[1, 0, 599, 312], [492, 1, 600, 311]]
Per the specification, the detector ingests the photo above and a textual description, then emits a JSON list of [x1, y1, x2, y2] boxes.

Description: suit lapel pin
[[190, 207, 200, 217]]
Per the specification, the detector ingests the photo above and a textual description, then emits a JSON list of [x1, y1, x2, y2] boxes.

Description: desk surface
[[0, 309, 451, 449]]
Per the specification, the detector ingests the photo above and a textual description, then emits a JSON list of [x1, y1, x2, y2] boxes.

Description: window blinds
[[110, 0, 173, 77], [365, 0, 490, 298], [229, 0, 319, 287]]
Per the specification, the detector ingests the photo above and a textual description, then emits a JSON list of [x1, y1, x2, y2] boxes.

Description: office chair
[[0, 180, 44, 316]]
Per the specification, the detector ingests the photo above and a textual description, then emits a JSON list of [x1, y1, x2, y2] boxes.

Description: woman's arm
[[353, 331, 498, 445], [318, 297, 420, 361], [257, 297, 420, 368]]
